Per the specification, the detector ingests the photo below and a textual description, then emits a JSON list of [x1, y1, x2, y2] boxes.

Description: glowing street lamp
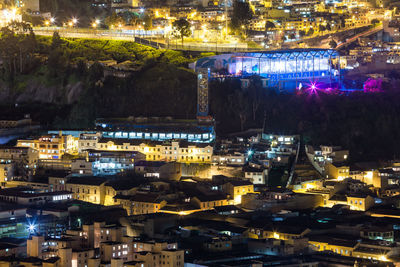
[[27, 222, 37, 234], [72, 18, 78, 24], [50, 17, 55, 23]]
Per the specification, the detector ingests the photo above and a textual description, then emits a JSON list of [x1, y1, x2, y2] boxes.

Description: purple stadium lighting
[[364, 78, 383, 93], [306, 82, 319, 95]]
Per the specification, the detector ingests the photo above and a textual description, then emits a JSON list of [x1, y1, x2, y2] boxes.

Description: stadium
[[193, 49, 341, 93]]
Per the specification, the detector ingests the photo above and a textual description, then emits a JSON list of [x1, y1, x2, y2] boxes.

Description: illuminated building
[[212, 153, 246, 166], [222, 180, 255, 204], [115, 193, 166, 215], [131, 240, 184, 267], [134, 161, 181, 180], [308, 235, 358, 257], [361, 226, 394, 242], [0, 146, 39, 168], [244, 166, 267, 184], [27, 235, 94, 267], [325, 162, 350, 180], [95, 117, 215, 144], [86, 150, 146, 176], [65, 176, 107, 204], [193, 49, 341, 92], [100, 241, 130, 262], [80, 138, 213, 164], [78, 133, 100, 153], [0, 162, 14, 184], [191, 194, 230, 210], [309, 235, 395, 261], [248, 225, 310, 240], [103, 181, 139, 206], [0, 187, 72, 205], [17, 133, 78, 159]]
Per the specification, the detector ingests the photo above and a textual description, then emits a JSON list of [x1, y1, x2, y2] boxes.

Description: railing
[[33, 27, 267, 53]]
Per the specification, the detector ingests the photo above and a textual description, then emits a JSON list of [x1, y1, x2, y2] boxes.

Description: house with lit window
[[103, 180, 141, 206], [91, 139, 213, 164], [308, 234, 359, 257], [0, 187, 72, 205], [222, 180, 255, 204], [248, 224, 310, 241], [0, 146, 39, 168], [131, 240, 184, 267], [114, 193, 166, 215], [87, 150, 146, 176], [17, 132, 78, 159], [95, 117, 215, 144], [27, 235, 95, 267], [191, 194, 230, 210], [100, 241, 130, 262], [65, 176, 107, 204], [78, 133, 100, 153], [325, 162, 350, 180], [134, 161, 181, 180], [212, 152, 246, 166], [244, 165, 268, 184]]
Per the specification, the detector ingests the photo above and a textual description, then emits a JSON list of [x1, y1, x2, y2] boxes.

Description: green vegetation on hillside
[[0, 28, 209, 129]]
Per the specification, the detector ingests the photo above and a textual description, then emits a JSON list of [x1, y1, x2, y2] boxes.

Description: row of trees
[[0, 22, 37, 80]]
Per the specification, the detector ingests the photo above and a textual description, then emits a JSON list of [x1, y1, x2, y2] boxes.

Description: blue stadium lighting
[[28, 223, 36, 233]]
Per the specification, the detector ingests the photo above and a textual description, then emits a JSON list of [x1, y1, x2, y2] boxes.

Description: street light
[[50, 17, 55, 23]]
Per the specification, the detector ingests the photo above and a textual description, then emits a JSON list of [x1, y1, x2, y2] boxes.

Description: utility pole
[[225, 0, 228, 37]]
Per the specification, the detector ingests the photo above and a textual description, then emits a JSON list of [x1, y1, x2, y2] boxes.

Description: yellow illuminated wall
[[93, 140, 213, 164]]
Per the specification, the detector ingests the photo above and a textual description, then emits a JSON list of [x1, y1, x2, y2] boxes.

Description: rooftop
[[66, 176, 108, 186]]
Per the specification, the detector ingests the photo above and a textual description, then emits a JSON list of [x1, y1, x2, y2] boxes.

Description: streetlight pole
[[225, 0, 228, 37]]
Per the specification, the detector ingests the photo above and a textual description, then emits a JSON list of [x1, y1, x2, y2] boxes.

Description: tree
[[51, 31, 63, 50], [0, 21, 36, 79], [307, 28, 314, 36], [230, 0, 253, 32], [229, 89, 250, 131], [120, 11, 138, 25], [105, 12, 125, 29], [318, 24, 325, 32], [299, 30, 306, 37], [47, 31, 66, 78], [88, 62, 104, 83], [329, 39, 337, 48], [248, 76, 264, 121], [172, 19, 191, 45], [265, 21, 275, 30]]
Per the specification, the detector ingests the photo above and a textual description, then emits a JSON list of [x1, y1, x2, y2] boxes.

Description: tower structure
[[197, 68, 210, 117]]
